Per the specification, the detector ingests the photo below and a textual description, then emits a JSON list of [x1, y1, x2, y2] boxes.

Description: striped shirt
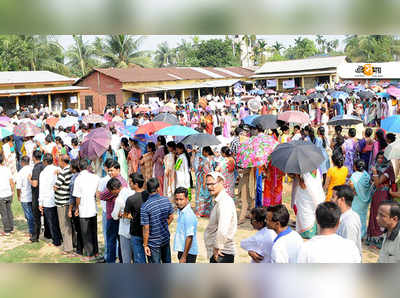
[[140, 193, 174, 248], [54, 165, 73, 206]]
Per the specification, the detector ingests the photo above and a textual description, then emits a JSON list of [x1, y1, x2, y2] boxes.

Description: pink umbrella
[[106, 121, 124, 130], [159, 106, 175, 113], [80, 127, 111, 160], [278, 111, 310, 124], [266, 89, 276, 94], [237, 135, 279, 168], [13, 122, 40, 137], [387, 85, 400, 97], [0, 116, 11, 122]]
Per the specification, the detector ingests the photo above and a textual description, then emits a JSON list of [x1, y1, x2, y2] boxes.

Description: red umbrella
[[46, 117, 59, 127], [278, 111, 310, 124], [306, 88, 316, 95], [241, 95, 256, 101], [135, 121, 171, 135], [13, 122, 41, 137], [80, 127, 111, 160]]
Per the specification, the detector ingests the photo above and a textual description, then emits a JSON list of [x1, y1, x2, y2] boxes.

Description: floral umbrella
[[237, 135, 279, 168]]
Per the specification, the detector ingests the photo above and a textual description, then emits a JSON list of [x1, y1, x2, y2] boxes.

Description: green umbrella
[[0, 127, 13, 139]]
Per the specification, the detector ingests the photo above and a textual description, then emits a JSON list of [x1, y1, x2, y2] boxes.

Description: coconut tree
[[66, 35, 98, 77], [154, 41, 175, 67]]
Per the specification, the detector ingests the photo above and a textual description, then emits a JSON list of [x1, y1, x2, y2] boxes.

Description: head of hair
[[202, 146, 214, 156], [281, 125, 289, 133], [45, 135, 52, 143], [21, 155, 30, 165], [375, 129, 387, 150], [157, 135, 166, 146], [234, 127, 242, 136], [71, 159, 80, 172], [60, 154, 70, 165], [71, 138, 79, 146], [214, 126, 222, 136], [0, 153, 4, 165], [335, 135, 345, 148], [333, 184, 354, 207], [109, 160, 120, 170], [250, 207, 267, 227], [106, 177, 122, 191], [174, 187, 188, 197], [316, 202, 341, 229], [42, 153, 53, 165], [129, 172, 145, 188], [354, 159, 366, 172], [167, 141, 176, 150], [267, 204, 290, 227], [386, 133, 396, 144], [147, 142, 156, 153], [176, 142, 191, 168], [365, 127, 373, 138], [332, 151, 344, 168], [379, 201, 400, 221], [348, 128, 356, 138], [294, 125, 300, 131], [79, 159, 89, 171], [317, 126, 327, 148], [221, 146, 232, 157], [335, 125, 343, 135], [147, 177, 160, 193], [33, 150, 43, 161]]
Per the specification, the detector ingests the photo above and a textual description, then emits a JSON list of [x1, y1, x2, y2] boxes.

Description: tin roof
[[0, 71, 76, 85]]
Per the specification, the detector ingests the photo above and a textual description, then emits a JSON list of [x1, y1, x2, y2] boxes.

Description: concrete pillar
[[197, 89, 201, 99], [164, 91, 167, 101], [229, 86, 233, 96], [77, 93, 81, 110], [301, 77, 305, 89], [140, 94, 145, 104], [329, 75, 333, 87], [181, 90, 185, 104], [48, 94, 52, 111], [212, 88, 216, 96], [15, 96, 19, 110]]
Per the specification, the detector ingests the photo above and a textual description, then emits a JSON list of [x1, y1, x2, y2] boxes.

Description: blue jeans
[[130, 236, 146, 264], [105, 218, 119, 263], [21, 202, 34, 235], [120, 235, 132, 264], [147, 243, 171, 264], [102, 211, 107, 257]]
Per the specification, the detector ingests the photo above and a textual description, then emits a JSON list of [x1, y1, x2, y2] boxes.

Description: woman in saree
[[205, 112, 213, 135], [290, 169, 325, 239], [356, 127, 374, 171], [367, 152, 396, 248], [216, 146, 235, 198], [349, 159, 373, 240], [163, 141, 176, 200], [153, 136, 167, 195], [262, 161, 284, 207], [127, 139, 142, 175], [139, 142, 155, 185], [342, 128, 358, 178], [195, 146, 214, 217], [222, 110, 232, 139]]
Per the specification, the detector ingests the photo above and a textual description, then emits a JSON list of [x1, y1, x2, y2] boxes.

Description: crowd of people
[[0, 81, 399, 263]]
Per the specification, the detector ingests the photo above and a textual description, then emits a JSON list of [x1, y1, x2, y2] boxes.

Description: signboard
[[337, 62, 400, 79], [266, 79, 277, 87], [282, 79, 295, 89], [70, 96, 77, 103]]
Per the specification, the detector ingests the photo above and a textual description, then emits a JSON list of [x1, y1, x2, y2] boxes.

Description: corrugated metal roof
[[190, 67, 225, 79], [255, 56, 347, 74], [251, 70, 336, 78], [0, 86, 88, 97], [122, 79, 240, 93], [0, 71, 76, 85]]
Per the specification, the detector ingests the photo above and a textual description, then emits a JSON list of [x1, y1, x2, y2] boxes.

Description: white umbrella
[[384, 141, 400, 160]]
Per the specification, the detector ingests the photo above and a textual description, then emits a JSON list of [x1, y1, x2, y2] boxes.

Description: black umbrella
[[251, 115, 278, 130], [6, 108, 17, 116], [327, 88, 336, 94], [181, 133, 220, 147], [327, 115, 363, 126], [358, 90, 375, 99], [292, 95, 307, 103], [270, 140, 324, 174], [153, 113, 179, 125], [340, 86, 352, 94], [307, 92, 324, 99], [20, 111, 31, 118]]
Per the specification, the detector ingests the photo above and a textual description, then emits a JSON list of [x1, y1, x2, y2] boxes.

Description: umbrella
[[134, 107, 151, 113], [340, 86, 353, 94], [306, 88, 316, 95], [315, 86, 325, 91], [377, 92, 390, 98], [237, 135, 279, 168], [55, 116, 79, 129], [46, 117, 59, 127], [7, 109, 17, 116], [13, 122, 40, 137], [119, 126, 138, 139], [0, 121, 12, 128], [292, 95, 307, 103], [386, 85, 400, 98], [0, 116, 11, 122], [159, 106, 175, 113], [251, 115, 278, 130], [123, 102, 137, 107], [80, 127, 111, 160], [358, 90, 375, 99], [135, 121, 171, 135], [243, 115, 259, 126], [181, 133, 220, 146], [20, 111, 31, 118], [153, 113, 179, 125], [327, 115, 363, 126], [330, 91, 349, 100], [384, 141, 400, 160], [83, 114, 104, 124], [0, 127, 13, 139], [381, 115, 400, 133], [65, 108, 79, 116], [278, 111, 310, 124], [248, 98, 261, 112], [240, 95, 256, 101], [156, 125, 199, 137], [106, 121, 124, 130], [307, 92, 324, 99], [266, 89, 276, 94], [270, 140, 325, 174]]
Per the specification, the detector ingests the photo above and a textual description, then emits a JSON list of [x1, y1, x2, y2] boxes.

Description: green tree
[[272, 42, 284, 54], [154, 41, 176, 67], [194, 39, 240, 67], [315, 34, 326, 54], [66, 35, 98, 77], [284, 37, 318, 59]]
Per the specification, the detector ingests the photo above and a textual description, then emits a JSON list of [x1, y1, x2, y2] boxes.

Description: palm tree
[[154, 41, 175, 67], [66, 35, 98, 77], [315, 34, 326, 53], [272, 41, 284, 54], [96, 35, 149, 68]]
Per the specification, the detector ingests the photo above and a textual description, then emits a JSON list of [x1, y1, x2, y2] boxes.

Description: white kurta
[[240, 227, 277, 263], [175, 153, 190, 189], [271, 229, 304, 264]]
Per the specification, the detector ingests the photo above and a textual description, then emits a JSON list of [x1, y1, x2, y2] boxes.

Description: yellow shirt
[[326, 166, 348, 201]]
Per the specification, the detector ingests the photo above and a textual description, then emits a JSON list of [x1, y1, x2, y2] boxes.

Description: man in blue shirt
[[141, 178, 174, 263], [173, 187, 198, 263]]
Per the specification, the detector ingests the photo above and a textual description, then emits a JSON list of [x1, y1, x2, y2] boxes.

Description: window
[[107, 94, 116, 106], [85, 95, 93, 108]]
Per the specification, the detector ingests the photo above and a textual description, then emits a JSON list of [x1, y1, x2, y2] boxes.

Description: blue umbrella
[[65, 108, 79, 116], [377, 92, 390, 98], [330, 91, 349, 100], [381, 115, 400, 133], [0, 127, 13, 139], [243, 115, 259, 126], [156, 125, 199, 137], [257, 90, 265, 95]]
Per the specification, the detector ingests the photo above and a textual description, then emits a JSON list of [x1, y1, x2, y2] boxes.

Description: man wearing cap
[[204, 171, 238, 263]]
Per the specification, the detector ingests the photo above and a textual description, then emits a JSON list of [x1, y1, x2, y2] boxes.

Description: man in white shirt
[[204, 172, 237, 263], [73, 159, 100, 261], [16, 156, 34, 237], [39, 153, 62, 247], [110, 128, 121, 153], [0, 153, 15, 236], [266, 204, 304, 263], [331, 185, 362, 255], [240, 207, 276, 263], [108, 177, 135, 264], [297, 202, 361, 263]]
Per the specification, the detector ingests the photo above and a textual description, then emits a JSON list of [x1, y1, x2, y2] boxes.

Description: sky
[[57, 34, 347, 52]]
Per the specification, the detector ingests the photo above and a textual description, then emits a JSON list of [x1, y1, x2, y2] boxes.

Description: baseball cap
[[206, 171, 225, 182]]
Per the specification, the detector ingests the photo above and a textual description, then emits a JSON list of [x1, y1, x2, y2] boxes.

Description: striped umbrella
[[13, 122, 41, 137]]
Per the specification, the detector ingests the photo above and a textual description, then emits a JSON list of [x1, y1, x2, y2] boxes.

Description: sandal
[[80, 256, 96, 262], [0, 231, 11, 236]]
